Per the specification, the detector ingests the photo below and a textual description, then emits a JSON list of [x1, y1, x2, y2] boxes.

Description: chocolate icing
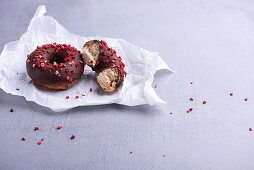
[[26, 43, 84, 85]]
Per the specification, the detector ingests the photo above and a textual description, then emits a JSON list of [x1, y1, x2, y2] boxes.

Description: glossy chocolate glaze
[[26, 43, 84, 85]]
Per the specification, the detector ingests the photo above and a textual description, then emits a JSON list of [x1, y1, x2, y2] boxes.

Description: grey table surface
[[1, 0, 254, 169]]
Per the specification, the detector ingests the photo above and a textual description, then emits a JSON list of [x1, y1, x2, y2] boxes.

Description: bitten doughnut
[[82, 40, 127, 93], [26, 43, 85, 90]]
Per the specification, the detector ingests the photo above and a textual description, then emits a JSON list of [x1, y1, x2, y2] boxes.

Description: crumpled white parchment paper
[[0, 5, 173, 112]]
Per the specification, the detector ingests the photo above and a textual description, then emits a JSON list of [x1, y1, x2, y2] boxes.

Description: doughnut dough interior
[[82, 40, 100, 68], [97, 68, 120, 93]]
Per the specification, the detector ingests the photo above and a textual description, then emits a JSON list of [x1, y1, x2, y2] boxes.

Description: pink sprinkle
[[155, 85, 157, 88], [190, 82, 193, 84], [170, 112, 173, 115], [249, 128, 253, 131], [55, 71, 60, 77], [162, 155, 166, 157], [244, 98, 248, 101]]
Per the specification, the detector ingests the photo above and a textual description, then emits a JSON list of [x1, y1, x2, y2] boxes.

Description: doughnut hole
[[49, 50, 66, 64], [82, 40, 100, 67], [97, 68, 120, 93]]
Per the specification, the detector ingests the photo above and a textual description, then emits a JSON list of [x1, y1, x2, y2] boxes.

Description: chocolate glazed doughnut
[[82, 40, 127, 93], [26, 43, 85, 90]]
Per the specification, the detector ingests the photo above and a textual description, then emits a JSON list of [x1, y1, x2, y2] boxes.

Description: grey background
[[1, 0, 254, 169]]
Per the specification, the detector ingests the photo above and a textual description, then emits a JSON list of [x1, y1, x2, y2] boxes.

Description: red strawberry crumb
[[34, 127, 39, 131], [90, 88, 92, 92], [21, 137, 25, 141], [190, 98, 194, 101], [244, 98, 248, 101], [41, 138, 44, 141], [155, 85, 157, 88], [57, 125, 62, 129], [76, 96, 79, 99], [203, 101, 207, 104], [71, 135, 75, 139], [37, 141, 41, 145], [190, 82, 193, 84], [249, 128, 253, 131], [187, 108, 193, 113], [162, 155, 166, 157], [170, 112, 173, 115], [101, 40, 107, 46], [230, 93, 233, 96], [66, 96, 69, 99]]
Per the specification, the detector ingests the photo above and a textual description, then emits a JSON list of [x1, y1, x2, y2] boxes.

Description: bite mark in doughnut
[[26, 43, 85, 90], [82, 40, 127, 93]]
